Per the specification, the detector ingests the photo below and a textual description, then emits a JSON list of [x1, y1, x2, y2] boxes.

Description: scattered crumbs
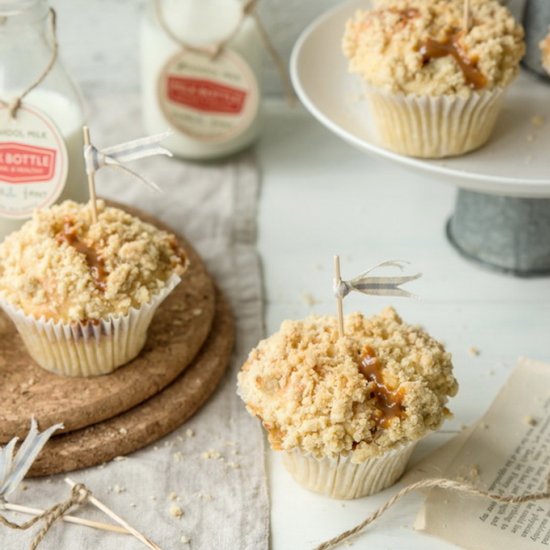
[[186, 429, 195, 438], [480, 422, 489, 430], [201, 449, 222, 460], [525, 416, 538, 427], [232, 449, 240, 456], [118, 427, 128, 435], [469, 464, 480, 480], [113, 456, 127, 462], [527, 134, 535, 143], [345, 541, 353, 547], [192, 308, 203, 317], [531, 115, 545, 127], [226, 461, 241, 469], [169, 505, 184, 519], [21, 483, 28, 491], [176, 436, 184, 443], [173, 451, 184, 462], [46, 478, 52, 484], [301, 292, 319, 307], [223, 440, 237, 447], [97, 463, 106, 470], [153, 446, 159, 451], [150, 496, 157, 501], [168, 492, 179, 501], [468, 346, 480, 357], [113, 484, 126, 494], [180, 535, 191, 545], [130, 503, 137, 508], [164, 441, 172, 448], [194, 492, 213, 501]]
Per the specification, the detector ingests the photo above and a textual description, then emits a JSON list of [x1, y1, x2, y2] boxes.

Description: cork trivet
[[0, 204, 216, 442], [28, 290, 234, 477]]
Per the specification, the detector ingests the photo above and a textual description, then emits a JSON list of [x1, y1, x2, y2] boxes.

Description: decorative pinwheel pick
[[332, 256, 421, 338], [0, 419, 62, 502], [82, 127, 173, 223]]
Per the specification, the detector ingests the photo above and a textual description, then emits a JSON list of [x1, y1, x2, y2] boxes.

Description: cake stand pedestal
[[447, 190, 550, 276], [290, 0, 550, 277]]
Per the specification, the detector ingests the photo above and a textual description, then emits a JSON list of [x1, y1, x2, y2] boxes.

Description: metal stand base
[[447, 189, 550, 277]]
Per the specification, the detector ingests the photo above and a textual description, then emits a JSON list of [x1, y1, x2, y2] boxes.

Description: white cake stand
[[290, 0, 550, 276]]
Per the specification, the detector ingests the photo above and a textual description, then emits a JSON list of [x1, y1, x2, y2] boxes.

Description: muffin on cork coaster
[[0, 200, 188, 377], [342, 0, 525, 158]]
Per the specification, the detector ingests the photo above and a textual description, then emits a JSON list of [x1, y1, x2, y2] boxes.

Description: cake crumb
[[201, 449, 222, 460], [186, 429, 195, 438], [118, 427, 128, 435], [192, 308, 203, 317], [194, 492, 213, 501], [169, 505, 184, 519], [531, 115, 545, 127], [227, 461, 241, 469], [113, 456, 127, 462], [468, 346, 480, 357], [173, 451, 184, 462], [180, 535, 191, 545], [525, 416, 538, 427], [168, 492, 179, 501], [301, 292, 319, 307], [113, 484, 126, 494]]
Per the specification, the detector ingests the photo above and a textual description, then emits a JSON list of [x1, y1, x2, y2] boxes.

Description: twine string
[[0, 8, 58, 119], [314, 475, 550, 550], [154, 0, 296, 104], [0, 483, 90, 550]]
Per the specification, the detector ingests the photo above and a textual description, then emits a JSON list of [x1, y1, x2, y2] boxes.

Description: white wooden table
[[258, 101, 550, 549]]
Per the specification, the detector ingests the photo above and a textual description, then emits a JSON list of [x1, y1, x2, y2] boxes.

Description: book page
[[417, 358, 550, 550]]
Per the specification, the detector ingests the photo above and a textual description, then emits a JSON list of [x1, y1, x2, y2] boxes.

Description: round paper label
[[0, 103, 68, 219], [158, 49, 259, 143]]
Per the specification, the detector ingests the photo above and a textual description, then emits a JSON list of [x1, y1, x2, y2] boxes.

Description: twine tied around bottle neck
[[0, 483, 90, 550], [153, 0, 296, 105], [0, 8, 58, 120]]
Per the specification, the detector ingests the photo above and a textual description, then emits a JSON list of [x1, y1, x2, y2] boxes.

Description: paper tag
[[417, 358, 550, 549], [0, 103, 68, 219], [158, 49, 259, 143]]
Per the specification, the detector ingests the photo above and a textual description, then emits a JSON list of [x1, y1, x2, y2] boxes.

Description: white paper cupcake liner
[[364, 85, 506, 158], [0, 274, 181, 377], [282, 441, 417, 499]]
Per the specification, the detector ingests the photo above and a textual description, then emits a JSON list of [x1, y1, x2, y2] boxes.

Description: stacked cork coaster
[[0, 204, 235, 476]]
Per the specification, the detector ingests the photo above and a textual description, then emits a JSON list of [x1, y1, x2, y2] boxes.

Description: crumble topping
[[541, 28, 550, 76], [0, 200, 187, 322], [238, 308, 457, 462], [342, 0, 524, 96]]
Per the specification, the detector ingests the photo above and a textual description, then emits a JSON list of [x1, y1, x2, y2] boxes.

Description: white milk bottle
[[0, 0, 87, 239], [141, 0, 262, 160]]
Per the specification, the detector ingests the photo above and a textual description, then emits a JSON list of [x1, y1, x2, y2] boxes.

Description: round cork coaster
[[28, 290, 234, 477], [0, 204, 216, 442]]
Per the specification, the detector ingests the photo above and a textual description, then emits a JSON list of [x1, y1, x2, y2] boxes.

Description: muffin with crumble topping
[[0, 200, 187, 377], [342, 0, 524, 158], [238, 307, 457, 499]]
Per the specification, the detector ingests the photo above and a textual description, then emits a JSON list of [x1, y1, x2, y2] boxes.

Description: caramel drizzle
[[359, 345, 406, 432], [56, 220, 108, 292], [419, 31, 487, 90]]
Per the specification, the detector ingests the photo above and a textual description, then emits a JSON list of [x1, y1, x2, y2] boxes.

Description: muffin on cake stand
[[291, 0, 550, 276]]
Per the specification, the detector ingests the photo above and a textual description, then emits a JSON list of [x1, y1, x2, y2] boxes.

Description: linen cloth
[[0, 95, 269, 550]]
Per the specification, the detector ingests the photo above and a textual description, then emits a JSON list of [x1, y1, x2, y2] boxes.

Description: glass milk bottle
[[0, 0, 87, 239], [141, 0, 262, 160]]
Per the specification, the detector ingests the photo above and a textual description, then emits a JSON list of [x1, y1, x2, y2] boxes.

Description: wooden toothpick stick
[[333, 255, 345, 338], [463, 0, 471, 32], [82, 126, 98, 224], [64, 478, 162, 550], [4, 502, 130, 535]]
